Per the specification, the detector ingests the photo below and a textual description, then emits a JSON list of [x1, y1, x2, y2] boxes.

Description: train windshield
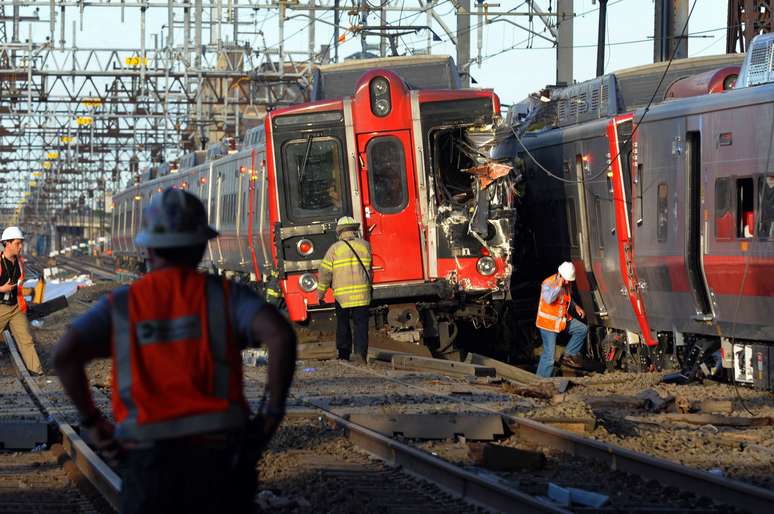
[[282, 136, 346, 222]]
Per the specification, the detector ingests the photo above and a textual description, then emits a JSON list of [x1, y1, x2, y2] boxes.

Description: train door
[[572, 150, 608, 318], [214, 168, 225, 264], [608, 115, 656, 346], [357, 130, 424, 282], [201, 166, 215, 264], [685, 126, 713, 320], [236, 158, 246, 269]]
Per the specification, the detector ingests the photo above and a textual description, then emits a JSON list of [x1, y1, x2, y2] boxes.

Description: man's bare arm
[[250, 305, 297, 412], [53, 328, 111, 419]]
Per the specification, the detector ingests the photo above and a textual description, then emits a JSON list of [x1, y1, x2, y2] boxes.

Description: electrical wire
[[513, 0, 699, 186]]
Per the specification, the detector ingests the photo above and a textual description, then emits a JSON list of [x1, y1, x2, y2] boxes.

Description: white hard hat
[[335, 215, 360, 235], [558, 261, 576, 281], [1, 226, 24, 242], [135, 188, 218, 248]]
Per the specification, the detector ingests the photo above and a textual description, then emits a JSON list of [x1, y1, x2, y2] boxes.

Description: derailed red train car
[[113, 66, 516, 348]]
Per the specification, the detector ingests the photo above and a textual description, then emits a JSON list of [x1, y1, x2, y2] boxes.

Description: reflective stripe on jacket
[[317, 233, 372, 308], [535, 273, 571, 333], [110, 267, 247, 441]]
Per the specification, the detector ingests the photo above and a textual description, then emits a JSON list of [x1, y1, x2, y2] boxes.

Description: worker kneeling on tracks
[[535, 262, 588, 378], [0, 226, 43, 375], [54, 188, 297, 514], [317, 216, 372, 363]]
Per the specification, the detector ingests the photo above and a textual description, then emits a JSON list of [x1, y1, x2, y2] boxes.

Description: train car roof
[[613, 53, 744, 111], [311, 55, 460, 100]]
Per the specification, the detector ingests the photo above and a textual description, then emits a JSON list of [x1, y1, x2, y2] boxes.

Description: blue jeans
[[537, 318, 588, 378]]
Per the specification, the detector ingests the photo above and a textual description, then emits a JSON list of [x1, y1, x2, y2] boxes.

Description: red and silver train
[[497, 35, 774, 389], [112, 62, 516, 348]]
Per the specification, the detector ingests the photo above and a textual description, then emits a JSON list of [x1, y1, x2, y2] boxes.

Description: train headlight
[[723, 74, 738, 90], [476, 256, 497, 276], [296, 238, 314, 256], [298, 273, 318, 292]]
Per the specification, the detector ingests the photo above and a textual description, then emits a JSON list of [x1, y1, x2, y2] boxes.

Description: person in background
[[534, 261, 587, 377], [317, 216, 372, 363], [54, 188, 297, 514], [0, 226, 43, 375]]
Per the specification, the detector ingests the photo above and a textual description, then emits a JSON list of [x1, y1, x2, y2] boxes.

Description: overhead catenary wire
[[513, 0, 699, 186]]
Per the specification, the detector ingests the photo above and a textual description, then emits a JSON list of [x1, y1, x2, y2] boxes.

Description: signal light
[[181, 181, 189, 189], [296, 238, 314, 256], [200, 177, 207, 184], [240, 166, 247, 174], [370, 76, 391, 117]]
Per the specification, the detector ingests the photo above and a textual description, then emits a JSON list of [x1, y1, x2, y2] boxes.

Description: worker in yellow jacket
[[317, 217, 372, 363]]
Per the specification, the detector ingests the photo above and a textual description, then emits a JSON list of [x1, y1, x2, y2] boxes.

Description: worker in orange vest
[[54, 188, 297, 514], [535, 261, 587, 377], [0, 226, 43, 375]]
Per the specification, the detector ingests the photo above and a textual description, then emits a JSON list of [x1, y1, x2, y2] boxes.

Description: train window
[[282, 136, 345, 222], [657, 183, 668, 242], [366, 136, 408, 214], [715, 177, 733, 240], [758, 176, 774, 241], [736, 177, 754, 238]]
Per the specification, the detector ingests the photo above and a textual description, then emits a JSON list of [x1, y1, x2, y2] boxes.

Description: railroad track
[[52, 255, 121, 281], [1, 330, 558, 513], [1, 330, 119, 512], [9, 309, 774, 513], [244, 358, 774, 514], [334, 363, 774, 512]]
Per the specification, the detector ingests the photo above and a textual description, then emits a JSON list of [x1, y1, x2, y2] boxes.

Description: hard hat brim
[[135, 226, 218, 248], [336, 223, 360, 233]]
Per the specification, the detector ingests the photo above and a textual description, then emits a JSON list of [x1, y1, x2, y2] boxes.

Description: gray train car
[[112, 126, 271, 280], [496, 35, 774, 388]]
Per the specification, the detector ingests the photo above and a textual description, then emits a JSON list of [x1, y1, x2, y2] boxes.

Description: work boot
[[560, 354, 604, 373], [350, 354, 367, 365], [337, 353, 350, 361]]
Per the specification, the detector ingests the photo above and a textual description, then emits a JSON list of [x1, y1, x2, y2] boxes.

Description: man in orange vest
[[0, 226, 43, 375], [535, 261, 587, 377], [54, 188, 297, 514]]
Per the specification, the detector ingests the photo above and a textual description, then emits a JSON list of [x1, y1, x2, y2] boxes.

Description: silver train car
[[496, 35, 774, 389], [112, 126, 271, 279]]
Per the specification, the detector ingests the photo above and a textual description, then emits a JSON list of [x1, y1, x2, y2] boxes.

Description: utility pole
[[360, 0, 368, 58], [727, 0, 772, 53], [457, 0, 470, 87], [596, 0, 608, 77], [556, 0, 573, 85], [334, 0, 340, 62], [654, 0, 688, 62]]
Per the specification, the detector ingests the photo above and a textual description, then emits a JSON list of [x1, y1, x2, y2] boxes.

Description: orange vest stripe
[[535, 274, 570, 333], [111, 270, 247, 441]]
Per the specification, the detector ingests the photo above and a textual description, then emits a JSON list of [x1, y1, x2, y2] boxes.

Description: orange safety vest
[[535, 273, 571, 333], [110, 267, 248, 441], [2, 254, 27, 313]]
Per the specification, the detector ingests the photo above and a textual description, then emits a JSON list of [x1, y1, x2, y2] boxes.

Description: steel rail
[[54, 255, 120, 281], [340, 362, 774, 514], [3, 330, 121, 511], [301, 397, 571, 514]]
